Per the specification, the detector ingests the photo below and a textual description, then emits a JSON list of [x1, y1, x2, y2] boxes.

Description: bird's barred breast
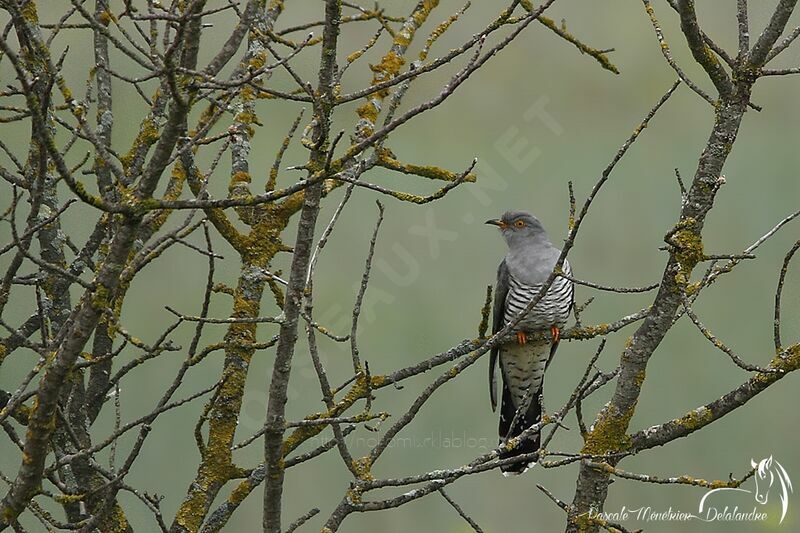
[[500, 341, 549, 410], [503, 262, 573, 330]]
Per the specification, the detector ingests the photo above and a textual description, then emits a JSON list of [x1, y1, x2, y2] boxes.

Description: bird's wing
[[490, 259, 510, 412]]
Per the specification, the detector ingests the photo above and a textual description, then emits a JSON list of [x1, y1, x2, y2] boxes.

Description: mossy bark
[[566, 80, 753, 533]]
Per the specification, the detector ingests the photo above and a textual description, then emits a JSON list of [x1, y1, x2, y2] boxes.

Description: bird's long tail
[[498, 381, 542, 476]]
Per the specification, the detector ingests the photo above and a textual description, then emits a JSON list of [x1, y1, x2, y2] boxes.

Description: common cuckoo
[[486, 211, 574, 475]]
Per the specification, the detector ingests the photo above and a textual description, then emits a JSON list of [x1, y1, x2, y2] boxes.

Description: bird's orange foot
[[550, 325, 560, 344], [516, 331, 527, 345]]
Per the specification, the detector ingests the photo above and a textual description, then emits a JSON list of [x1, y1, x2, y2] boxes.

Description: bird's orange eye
[[514, 220, 525, 228]]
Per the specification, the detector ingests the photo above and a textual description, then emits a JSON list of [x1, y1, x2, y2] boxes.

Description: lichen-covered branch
[[566, 3, 799, 530], [2, 3, 797, 532]]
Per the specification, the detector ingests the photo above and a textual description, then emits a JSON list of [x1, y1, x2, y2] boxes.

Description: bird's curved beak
[[485, 219, 506, 228]]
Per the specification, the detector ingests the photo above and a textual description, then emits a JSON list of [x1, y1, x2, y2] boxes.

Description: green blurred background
[[1, 1, 799, 531]]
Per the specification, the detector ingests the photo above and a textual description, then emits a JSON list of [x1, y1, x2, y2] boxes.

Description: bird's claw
[[550, 325, 560, 344]]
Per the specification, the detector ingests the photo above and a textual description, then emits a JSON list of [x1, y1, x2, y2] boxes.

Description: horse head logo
[[699, 456, 793, 524], [751, 456, 793, 522]]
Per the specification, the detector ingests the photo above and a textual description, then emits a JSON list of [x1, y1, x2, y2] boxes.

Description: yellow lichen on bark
[[355, 1, 440, 137]]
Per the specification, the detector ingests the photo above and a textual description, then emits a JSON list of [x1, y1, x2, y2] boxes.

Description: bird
[[485, 211, 574, 475]]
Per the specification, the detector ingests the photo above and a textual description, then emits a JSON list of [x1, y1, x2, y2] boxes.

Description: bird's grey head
[[485, 211, 549, 249]]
